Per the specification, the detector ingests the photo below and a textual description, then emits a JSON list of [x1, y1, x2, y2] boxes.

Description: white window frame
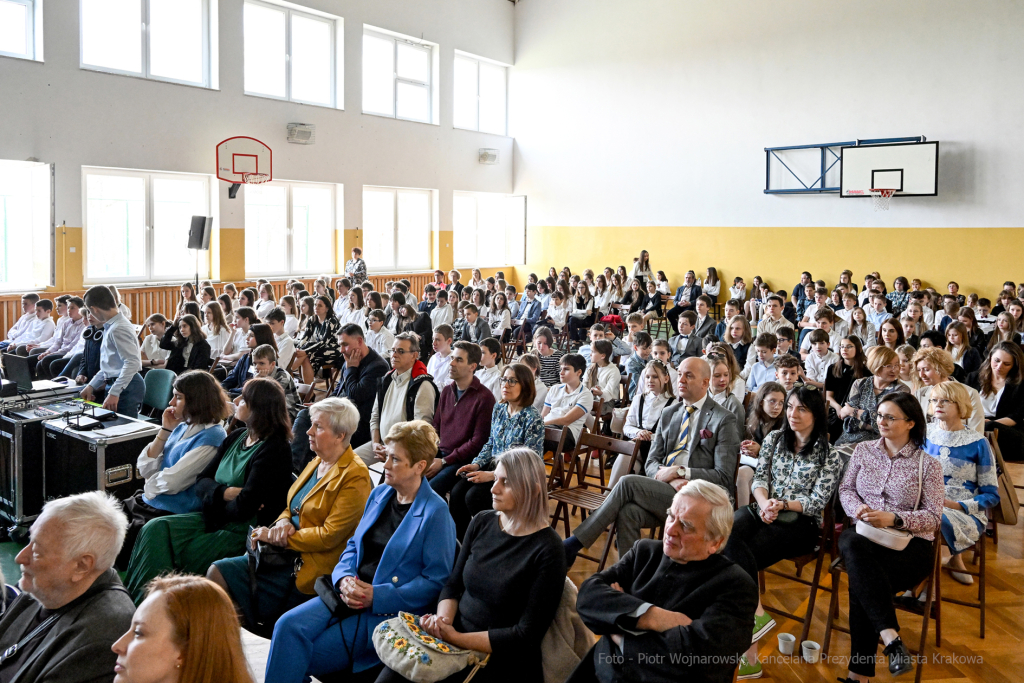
[[362, 186, 435, 272], [81, 167, 214, 285], [0, 0, 42, 61], [453, 191, 526, 269], [453, 50, 509, 136], [362, 26, 439, 125], [0, 159, 53, 292], [79, 0, 213, 88], [244, 179, 340, 278], [243, 0, 342, 109]]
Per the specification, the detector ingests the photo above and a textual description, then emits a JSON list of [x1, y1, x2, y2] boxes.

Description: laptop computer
[[2, 353, 68, 393]]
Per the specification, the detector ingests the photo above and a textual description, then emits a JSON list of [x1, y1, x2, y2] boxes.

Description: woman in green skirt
[[125, 376, 294, 603]]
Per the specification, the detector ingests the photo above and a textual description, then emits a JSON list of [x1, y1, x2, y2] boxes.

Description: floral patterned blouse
[[344, 257, 367, 285], [835, 377, 909, 447], [751, 430, 844, 524], [886, 290, 910, 316], [839, 438, 944, 540], [472, 404, 545, 470]]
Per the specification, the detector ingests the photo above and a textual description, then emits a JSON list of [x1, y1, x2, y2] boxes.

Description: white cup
[[801, 640, 821, 664], [778, 633, 796, 655]]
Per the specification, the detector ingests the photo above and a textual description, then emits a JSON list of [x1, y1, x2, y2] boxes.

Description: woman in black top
[[160, 313, 212, 374], [967, 341, 1024, 461], [619, 278, 648, 315], [377, 448, 566, 683], [825, 335, 872, 443], [293, 295, 341, 384], [397, 304, 434, 362]]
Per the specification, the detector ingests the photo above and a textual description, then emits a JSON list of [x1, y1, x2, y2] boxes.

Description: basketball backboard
[[840, 141, 938, 198], [216, 136, 273, 184]]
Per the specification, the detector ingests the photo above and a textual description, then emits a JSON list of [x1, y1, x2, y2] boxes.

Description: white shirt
[[623, 392, 673, 438], [544, 382, 594, 442], [430, 305, 454, 329], [141, 334, 170, 362], [805, 350, 839, 384], [19, 316, 55, 345], [979, 385, 1004, 419], [475, 363, 503, 401], [333, 295, 351, 318], [532, 377, 548, 413], [255, 299, 275, 319], [340, 308, 366, 328], [4, 312, 35, 342], [488, 309, 511, 336], [366, 327, 395, 362], [588, 363, 621, 410], [729, 285, 746, 302], [36, 316, 67, 350], [836, 307, 854, 323], [703, 280, 721, 297], [275, 332, 295, 370], [203, 325, 232, 357], [138, 423, 221, 500], [428, 352, 453, 388]]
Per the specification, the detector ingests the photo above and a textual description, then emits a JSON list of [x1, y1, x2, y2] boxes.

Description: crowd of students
[[0, 249, 1016, 683]]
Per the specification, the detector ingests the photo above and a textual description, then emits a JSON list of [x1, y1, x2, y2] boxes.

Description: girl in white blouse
[[655, 271, 671, 296], [569, 282, 595, 342], [593, 274, 615, 317], [255, 283, 276, 319], [585, 340, 621, 415], [279, 295, 300, 337], [469, 268, 486, 290], [141, 314, 171, 368], [202, 302, 232, 359], [612, 359, 675, 487], [729, 276, 747, 303], [546, 292, 571, 332], [701, 267, 721, 305], [340, 289, 367, 328], [848, 306, 877, 348], [488, 292, 512, 337], [631, 250, 654, 285]]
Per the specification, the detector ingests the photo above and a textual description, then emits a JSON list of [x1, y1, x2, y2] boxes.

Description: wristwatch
[[782, 500, 790, 511], [893, 513, 905, 529]]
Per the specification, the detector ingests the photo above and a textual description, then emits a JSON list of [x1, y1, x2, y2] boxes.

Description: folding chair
[[543, 425, 571, 490], [936, 533, 986, 638], [500, 328, 517, 365]]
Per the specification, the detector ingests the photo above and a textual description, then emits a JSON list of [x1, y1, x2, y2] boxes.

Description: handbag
[[246, 527, 301, 628], [855, 449, 924, 551], [745, 440, 799, 524], [372, 612, 489, 683], [987, 432, 1020, 526]]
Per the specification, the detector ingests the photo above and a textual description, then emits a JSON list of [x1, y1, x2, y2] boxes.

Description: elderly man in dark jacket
[[0, 491, 135, 683]]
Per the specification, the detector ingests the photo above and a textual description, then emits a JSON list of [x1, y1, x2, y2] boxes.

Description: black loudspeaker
[[187, 215, 213, 250]]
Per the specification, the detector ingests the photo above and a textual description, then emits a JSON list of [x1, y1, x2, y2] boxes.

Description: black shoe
[[883, 637, 914, 676]]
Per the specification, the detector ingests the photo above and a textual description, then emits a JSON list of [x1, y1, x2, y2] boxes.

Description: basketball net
[[242, 172, 270, 185], [870, 188, 895, 211]]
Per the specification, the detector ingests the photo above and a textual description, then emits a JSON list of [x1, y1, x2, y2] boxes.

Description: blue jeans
[[102, 374, 145, 420], [266, 596, 370, 683], [58, 353, 82, 378], [428, 461, 462, 496]]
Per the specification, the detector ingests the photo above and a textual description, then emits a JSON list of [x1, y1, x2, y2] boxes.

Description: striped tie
[[666, 405, 698, 467]]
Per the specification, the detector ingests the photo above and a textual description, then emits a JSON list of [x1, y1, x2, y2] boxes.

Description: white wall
[[510, 0, 1024, 228], [0, 0, 514, 233]]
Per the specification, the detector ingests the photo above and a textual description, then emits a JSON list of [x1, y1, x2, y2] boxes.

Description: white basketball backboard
[[216, 136, 273, 184], [840, 141, 938, 197]]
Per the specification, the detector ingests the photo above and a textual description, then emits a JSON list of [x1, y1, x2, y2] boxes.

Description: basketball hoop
[[242, 172, 270, 185], [870, 188, 896, 211]]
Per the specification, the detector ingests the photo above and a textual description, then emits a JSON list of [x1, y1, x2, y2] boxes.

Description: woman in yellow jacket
[[209, 397, 373, 634]]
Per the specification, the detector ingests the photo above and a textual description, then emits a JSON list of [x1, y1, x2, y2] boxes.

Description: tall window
[[243, 0, 340, 108], [362, 26, 437, 124], [244, 181, 338, 277], [80, 0, 212, 87], [0, 160, 51, 291], [453, 192, 525, 268], [83, 168, 212, 282], [454, 52, 508, 136], [362, 187, 432, 271], [0, 0, 41, 61]]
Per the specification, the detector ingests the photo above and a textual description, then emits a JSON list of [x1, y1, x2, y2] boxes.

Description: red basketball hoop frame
[[869, 188, 896, 211]]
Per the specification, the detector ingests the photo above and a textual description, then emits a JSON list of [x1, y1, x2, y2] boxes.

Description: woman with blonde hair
[[113, 574, 254, 683], [912, 346, 984, 434], [836, 345, 909, 449]]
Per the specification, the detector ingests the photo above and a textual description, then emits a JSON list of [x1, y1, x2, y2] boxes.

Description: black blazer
[[332, 347, 390, 447], [194, 429, 293, 531], [160, 325, 212, 374], [571, 540, 757, 683], [966, 372, 1024, 426]]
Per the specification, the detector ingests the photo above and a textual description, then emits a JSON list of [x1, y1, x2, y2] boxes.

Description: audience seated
[[118, 370, 230, 569], [836, 393, 942, 679], [33, 296, 86, 378], [160, 313, 212, 374], [427, 324, 454, 388], [666, 270, 702, 331], [115, 574, 254, 683], [835, 346, 909, 452], [265, 420, 456, 683], [10, 297, 55, 354], [293, 295, 342, 385], [913, 346, 985, 433], [263, 306, 296, 371], [966, 341, 1024, 461], [210, 397, 373, 633], [125, 377, 293, 603], [611, 359, 676, 489], [0, 293, 40, 352], [221, 323, 277, 394], [0, 492, 135, 683], [569, 481, 757, 683]]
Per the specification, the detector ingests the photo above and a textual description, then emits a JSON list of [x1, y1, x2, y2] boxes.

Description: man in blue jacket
[[666, 271, 703, 333]]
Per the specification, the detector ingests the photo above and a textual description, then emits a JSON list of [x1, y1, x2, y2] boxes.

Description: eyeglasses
[[392, 348, 411, 356], [763, 399, 784, 408], [499, 377, 520, 386], [879, 363, 899, 371], [839, 345, 856, 351], [876, 413, 911, 424], [928, 398, 954, 407]]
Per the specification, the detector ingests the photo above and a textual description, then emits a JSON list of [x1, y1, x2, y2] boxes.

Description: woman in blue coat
[[265, 420, 457, 683]]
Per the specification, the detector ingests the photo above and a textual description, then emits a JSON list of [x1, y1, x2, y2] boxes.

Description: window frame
[[362, 186, 434, 272], [453, 191, 526, 269], [79, 0, 213, 89], [243, 179, 341, 278], [362, 26, 438, 125], [0, 0, 39, 61], [453, 50, 509, 136], [242, 0, 341, 109], [0, 159, 54, 292], [81, 166, 213, 285]]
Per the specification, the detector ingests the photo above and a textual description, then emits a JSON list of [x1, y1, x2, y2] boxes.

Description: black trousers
[[449, 476, 494, 541], [722, 507, 820, 582], [838, 528, 934, 677], [987, 419, 1024, 461], [665, 304, 690, 332], [567, 314, 594, 341]]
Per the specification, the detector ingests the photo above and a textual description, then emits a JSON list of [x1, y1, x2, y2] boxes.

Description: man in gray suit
[[0, 491, 135, 683], [564, 357, 740, 567]]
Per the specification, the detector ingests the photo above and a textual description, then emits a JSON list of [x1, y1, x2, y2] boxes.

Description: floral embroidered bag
[[372, 612, 489, 683]]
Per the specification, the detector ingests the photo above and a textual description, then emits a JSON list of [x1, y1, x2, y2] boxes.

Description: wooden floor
[[562, 463, 1024, 683]]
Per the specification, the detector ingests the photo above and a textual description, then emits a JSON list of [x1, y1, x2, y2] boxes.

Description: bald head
[[677, 357, 711, 403]]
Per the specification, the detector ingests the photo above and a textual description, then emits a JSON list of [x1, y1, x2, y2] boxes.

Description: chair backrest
[[143, 369, 176, 413], [574, 431, 641, 492]]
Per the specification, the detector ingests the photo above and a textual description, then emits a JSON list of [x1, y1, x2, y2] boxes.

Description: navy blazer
[[331, 477, 457, 671], [673, 284, 703, 309], [514, 298, 543, 325]]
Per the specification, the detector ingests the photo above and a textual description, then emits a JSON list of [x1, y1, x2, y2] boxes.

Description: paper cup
[[801, 640, 821, 664], [778, 633, 796, 655]]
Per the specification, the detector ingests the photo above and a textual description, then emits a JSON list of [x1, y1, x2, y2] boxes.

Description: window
[[454, 52, 508, 136], [0, 160, 51, 291], [83, 168, 212, 282], [362, 26, 437, 124], [453, 192, 525, 268], [0, 0, 41, 61], [80, 0, 212, 87], [243, 0, 340, 108], [244, 181, 339, 277], [362, 187, 433, 271]]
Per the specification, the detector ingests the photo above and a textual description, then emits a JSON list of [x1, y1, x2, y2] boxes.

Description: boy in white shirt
[[541, 353, 594, 452], [365, 309, 395, 363], [264, 307, 296, 371], [430, 289, 454, 329], [14, 299, 56, 350], [474, 337, 503, 401], [428, 325, 454, 388], [0, 293, 40, 352], [802, 329, 838, 389], [866, 294, 892, 328], [332, 278, 352, 318], [975, 298, 997, 334], [799, 309, 842, 354], [746, 333, 779, 392]]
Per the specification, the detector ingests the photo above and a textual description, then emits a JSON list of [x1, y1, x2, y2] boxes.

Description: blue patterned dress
[[924, 424, 1000, 553], [471, 404, 545, 470]]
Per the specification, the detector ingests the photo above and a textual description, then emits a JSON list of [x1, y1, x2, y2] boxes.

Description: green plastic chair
[[141, 369, 175, 419]]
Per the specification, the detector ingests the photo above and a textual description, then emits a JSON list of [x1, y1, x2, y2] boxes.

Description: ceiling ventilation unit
[[287, 123, 316, 145], [478, 148, 499, 165]]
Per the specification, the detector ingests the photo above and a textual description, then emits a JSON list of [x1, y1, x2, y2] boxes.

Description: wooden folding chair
[[936, 533, 987, 638], [499, 328, 517, 365], [543, 425, 571, 490]]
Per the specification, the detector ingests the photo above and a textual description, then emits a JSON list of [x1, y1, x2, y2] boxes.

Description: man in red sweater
[[428, 341, 496, 496]]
